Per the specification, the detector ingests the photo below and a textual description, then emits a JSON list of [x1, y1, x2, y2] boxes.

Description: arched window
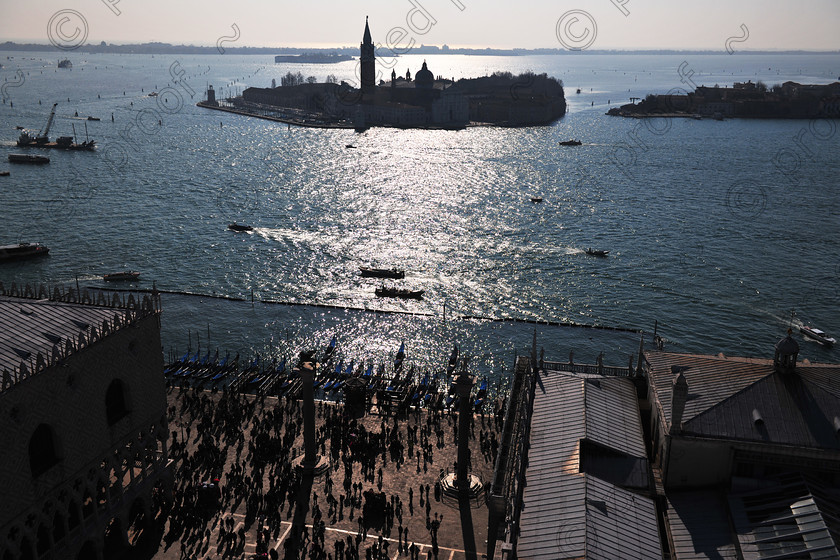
[[67, 500, 80, 530], [36, 523, 51, 556], [29, 424, 60, 478], [105, 379, 129, 425], [52, 511, 66, 543]]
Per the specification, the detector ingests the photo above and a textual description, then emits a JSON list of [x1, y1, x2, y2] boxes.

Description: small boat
[[0, 242, 50, 262], [585, 248, 609, 257], [530, 197, 543, 203], [58, 59, 72, 69], [148, 92, 158, 97], [375, 286, 423, 299], [559, 140, 582, 146], [103, 271, 140, 281], [0, 171, 9, 177], [228, 222, 253, 232], [576, 88, 581, 94], [360, 266, 405, 279], [87, 116, 100, 121], [15, 126, 24, 130], [800, 325, 836, 346], [8, 154, 50, 164], [345, 144, 356, 149]]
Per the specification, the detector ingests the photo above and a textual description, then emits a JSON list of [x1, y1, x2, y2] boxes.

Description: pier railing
[[542, 360, 632, 377]]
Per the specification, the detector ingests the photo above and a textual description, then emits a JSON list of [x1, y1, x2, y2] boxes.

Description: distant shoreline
[[1, 41, 838, 56]]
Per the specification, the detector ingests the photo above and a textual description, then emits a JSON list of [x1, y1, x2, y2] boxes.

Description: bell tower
[[360, 16, 375, 94]]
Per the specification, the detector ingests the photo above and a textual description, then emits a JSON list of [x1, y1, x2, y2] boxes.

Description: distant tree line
[[279, 72, 319, 86]]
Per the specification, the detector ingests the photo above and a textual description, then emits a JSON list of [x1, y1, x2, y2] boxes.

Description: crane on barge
[[16, 103, 96, 151]]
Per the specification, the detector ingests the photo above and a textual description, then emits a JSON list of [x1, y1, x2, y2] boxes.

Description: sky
[[2, 0, 839, 51]]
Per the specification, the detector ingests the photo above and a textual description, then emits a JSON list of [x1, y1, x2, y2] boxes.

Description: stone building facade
[[0, 284, 172, 560]]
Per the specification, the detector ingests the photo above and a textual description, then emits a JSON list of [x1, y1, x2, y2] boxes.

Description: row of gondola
[[163, 338, 491, 411]]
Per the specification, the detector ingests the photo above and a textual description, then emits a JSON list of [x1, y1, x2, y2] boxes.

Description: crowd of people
[[152, 373, 505, 560]]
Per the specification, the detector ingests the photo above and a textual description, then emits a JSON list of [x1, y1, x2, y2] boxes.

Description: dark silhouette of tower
[[360, 16, 375, 94]]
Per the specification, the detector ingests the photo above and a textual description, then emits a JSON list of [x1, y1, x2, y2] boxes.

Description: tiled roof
[[685, 372, 840, 449], [667, 490, 739, 559], [517, 371, 660, 560], [646, 352, 773, 430], [646, 351, 840, 449], [0, 291, 156, 390], [585, 376, 648, 459]]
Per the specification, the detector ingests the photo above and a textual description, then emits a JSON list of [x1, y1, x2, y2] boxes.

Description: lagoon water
[[1, 50, 838, 379]]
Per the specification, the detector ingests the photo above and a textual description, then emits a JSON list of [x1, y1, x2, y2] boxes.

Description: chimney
[[670, 372, 688, 434]]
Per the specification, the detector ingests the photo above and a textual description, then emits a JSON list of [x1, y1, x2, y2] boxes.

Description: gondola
[[375, 287, 423, 299], [394, 342, 406, 372], [360, 266, 405, 279], [103, 271, 140, 281]]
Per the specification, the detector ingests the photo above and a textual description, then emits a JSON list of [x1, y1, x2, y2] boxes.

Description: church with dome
[[352, 17, 469, 129], [238, 17, 567, 129]]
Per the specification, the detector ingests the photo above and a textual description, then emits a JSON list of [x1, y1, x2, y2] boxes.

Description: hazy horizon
[[1, 0, 838, 52]]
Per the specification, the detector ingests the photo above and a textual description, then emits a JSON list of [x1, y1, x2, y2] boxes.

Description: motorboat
[[360, 266, 405, 279], [0, 242, 50, 262], [800, 325, 836, 346], [228, 222, 254, 232], [530, 197, 543, 203], [585, 248, 609, 257], [375, 286, 423, 299], [87, 116, 100, 121], [103, 271, 140, 281], [8, 154, 49, 164], [559, 139, 582, 146], [0, 171, 9, 177]]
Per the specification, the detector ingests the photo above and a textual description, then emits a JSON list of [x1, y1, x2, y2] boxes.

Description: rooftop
[[646, 351, 840, 449], [0, 283, 159, 392], [517, 370, 661, 559]]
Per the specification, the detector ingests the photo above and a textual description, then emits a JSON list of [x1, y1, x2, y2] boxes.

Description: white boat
[[800, 325, 836, 346]]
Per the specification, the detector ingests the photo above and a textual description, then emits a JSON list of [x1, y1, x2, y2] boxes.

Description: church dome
[[775, 333, 799, 355], [415, 61, 434, 88]]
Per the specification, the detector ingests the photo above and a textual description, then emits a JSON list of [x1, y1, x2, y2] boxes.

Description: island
[[607, 80, 840, 119], [274, 52, 353, 64], [197, 18, 566, 129]]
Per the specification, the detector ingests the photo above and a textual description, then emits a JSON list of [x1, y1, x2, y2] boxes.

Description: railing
[[542, 360, 632, 377], [488, 355, 536, 557]]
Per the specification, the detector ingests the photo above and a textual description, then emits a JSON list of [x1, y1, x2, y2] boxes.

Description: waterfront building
[[0, 284, 171, 560]]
